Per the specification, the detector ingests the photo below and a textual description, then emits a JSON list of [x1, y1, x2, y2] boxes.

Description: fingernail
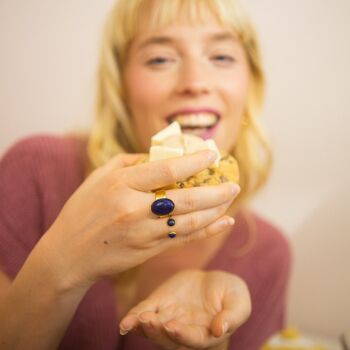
[[222, 322, 229, 334], [227, 217, 235, 226], [120, 328, 129, 335], [230, 184, 241, 196], [164, 325, 175, 334], [207, 150, 217, 161], [219, 217, 235, 228]]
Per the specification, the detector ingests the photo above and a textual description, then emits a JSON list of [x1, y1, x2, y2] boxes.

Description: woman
[[0, 0, 291, 349]]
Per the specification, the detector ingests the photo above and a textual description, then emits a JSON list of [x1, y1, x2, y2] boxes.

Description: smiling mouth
[[167, 113, 220, 132]]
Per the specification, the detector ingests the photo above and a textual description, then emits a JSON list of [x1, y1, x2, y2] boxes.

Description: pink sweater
[[0, 135, 291, 350]]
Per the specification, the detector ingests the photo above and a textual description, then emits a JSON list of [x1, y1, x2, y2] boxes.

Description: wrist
[[32, 230, 93, 296], [1, 234, 91, 350]]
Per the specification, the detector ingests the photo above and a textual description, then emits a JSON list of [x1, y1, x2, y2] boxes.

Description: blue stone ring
[[151, 190, 175, 218]]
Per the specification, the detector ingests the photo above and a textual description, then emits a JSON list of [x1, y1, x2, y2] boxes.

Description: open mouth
[[167, 113, 220, 136]]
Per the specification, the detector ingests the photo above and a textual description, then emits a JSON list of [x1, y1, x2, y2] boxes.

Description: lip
[[166, 108, 221, 123]]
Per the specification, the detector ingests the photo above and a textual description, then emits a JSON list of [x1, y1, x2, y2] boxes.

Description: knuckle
[[111, 170, 128, 187], [108, 182, 124, 196], [103, 172, 125, 193], [189, 213, 200, 230], [161, 163, 178, 183], [202, 225, 212, 238], [114, 205, 137, 223], [183, 193, 196, 211]]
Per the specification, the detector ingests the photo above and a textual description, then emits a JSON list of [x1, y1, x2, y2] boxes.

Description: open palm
[[119, 270, 251, 350]]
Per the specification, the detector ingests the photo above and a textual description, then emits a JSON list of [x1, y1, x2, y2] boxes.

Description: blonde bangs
[[113, 0, 254, 63]]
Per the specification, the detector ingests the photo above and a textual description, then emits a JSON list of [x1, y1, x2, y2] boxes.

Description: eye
[[146, 56, 174, 67], [211, 55, 236, 66]]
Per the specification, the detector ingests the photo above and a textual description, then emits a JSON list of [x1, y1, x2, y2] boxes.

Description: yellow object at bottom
[[261, 327, 327, 350]]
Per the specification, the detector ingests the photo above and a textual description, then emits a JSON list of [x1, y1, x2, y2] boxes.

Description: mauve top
[[0, 135, 291, 350]]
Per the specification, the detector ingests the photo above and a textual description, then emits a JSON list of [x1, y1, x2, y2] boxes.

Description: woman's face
[[124, 17, 250, 152]]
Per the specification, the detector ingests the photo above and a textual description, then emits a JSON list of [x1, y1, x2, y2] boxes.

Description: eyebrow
[[209, 32, 238, 44], [137, 31, 238, 50], [139, 36, 175, 49]]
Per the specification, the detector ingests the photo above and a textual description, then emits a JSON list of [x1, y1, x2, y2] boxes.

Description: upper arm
[[0, 138, 43, 279]]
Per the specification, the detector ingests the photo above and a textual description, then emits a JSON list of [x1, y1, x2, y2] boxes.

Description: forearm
[[0, 235, 91, 350]]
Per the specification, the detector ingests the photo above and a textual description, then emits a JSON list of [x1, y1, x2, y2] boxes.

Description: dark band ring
[[168, 231, 177, 239], [151, 190, 175, 218]]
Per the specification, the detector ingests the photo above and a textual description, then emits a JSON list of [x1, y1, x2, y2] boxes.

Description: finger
[[119, 299, 158, 334], [119, 314, 139, 335], [210, 284, 252, 337], [150, 200, 234, 240], [145, 182, 240, 218], [123, 150, 217, 191], [105, 153, 147, 171], [160, 215, 235, 247], [138, 312, 179, 350]]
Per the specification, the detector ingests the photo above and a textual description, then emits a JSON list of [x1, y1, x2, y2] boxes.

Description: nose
[[175, 60, 211, 96]]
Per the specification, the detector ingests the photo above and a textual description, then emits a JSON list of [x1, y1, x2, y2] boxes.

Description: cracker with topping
[[137, 121, 240, 190], [136, 152, 239, 190]]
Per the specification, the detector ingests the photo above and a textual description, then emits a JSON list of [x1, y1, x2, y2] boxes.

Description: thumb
[[210, 295, 251, 337]]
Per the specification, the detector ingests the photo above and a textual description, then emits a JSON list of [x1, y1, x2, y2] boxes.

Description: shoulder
[[253, 212, 291, 255], [1, 133, 87, 163], [250, 211, 292, 275], [1, 133, 88, 176], [231, 210, 292, 276], [0, 133, 88, 206], [0, 134, 89, 237]]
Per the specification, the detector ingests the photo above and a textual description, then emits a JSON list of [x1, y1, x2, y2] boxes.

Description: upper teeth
[[171, 113, 218, 128]]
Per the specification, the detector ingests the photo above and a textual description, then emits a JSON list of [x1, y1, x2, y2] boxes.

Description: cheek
[[224, 70, 250, 107], [125, 65, 171, 115], [218, 72, 250, 150], [126, 70, 156, 111], [124, 68, 168, 150]]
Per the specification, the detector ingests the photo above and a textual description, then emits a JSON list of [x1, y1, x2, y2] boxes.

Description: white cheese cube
[[205, 139, 220, 167], [149, 145, 184, 162], [162, 134, 184, 149], [183, 134, 207, 154], [151, 121, 182, 145]]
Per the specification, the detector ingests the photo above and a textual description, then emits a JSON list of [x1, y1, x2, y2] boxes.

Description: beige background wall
[[0, 0, 349, 341]]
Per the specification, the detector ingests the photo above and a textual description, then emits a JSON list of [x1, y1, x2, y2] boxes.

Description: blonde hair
[[87, 0, 272, 206]]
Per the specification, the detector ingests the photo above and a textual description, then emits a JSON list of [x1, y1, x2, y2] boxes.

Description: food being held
[[138, 122, 239, 190]]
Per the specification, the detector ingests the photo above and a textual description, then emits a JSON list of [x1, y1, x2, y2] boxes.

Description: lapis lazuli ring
[[151, 190, 175, 218]]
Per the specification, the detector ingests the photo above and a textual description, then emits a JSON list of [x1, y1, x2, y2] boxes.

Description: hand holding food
[[44, 147, 239, 290]]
